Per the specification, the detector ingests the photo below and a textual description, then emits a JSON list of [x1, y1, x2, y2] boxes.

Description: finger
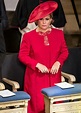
[[45, 69, 49, 73], [41, 69, 46, 73], [50, 69, 57, 74], [50, 69, 54, 74]]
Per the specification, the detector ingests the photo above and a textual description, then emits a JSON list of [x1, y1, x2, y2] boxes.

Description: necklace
[[37, 29, 51, 46]]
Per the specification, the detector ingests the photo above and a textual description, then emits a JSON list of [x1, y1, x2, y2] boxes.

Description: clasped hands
[[36, 61, 60, 74]]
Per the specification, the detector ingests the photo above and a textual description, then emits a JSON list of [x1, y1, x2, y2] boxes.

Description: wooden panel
[[74, 0, 81, 14], [60, 0, 74, 14], [78, 15, 81, 24], [64, 15, 79, 33], [44, 93, 81, 113]]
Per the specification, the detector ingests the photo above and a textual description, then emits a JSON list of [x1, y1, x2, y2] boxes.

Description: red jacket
[[18, 28, 69, 113]]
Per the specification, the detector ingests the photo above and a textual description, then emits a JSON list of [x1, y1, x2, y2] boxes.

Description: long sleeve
[[57, 31, 69, 66], [52, 0, 66, 27], [11, 0, 39, 29], [0, 0, 8, 52], [18, 33, 38, 70], [0, 0, 8, 30]]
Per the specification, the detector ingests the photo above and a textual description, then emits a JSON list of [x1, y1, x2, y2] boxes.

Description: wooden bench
[[42, 83, 81, 113]]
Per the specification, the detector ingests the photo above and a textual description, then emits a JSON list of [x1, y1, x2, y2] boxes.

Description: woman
[[18, 1, 69, 113]]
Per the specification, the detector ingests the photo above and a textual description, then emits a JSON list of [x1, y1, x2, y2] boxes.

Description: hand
[[36, 63, 49, 73], [50, 61, 60, 74]]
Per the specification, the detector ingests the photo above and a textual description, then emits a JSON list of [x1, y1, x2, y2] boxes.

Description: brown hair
[[50, 13, 54, 24]]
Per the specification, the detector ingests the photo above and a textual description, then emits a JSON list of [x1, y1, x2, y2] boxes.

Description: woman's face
[[37, 15, 52, 31]]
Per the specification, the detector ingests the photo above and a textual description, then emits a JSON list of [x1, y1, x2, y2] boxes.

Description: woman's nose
[[43, 19, 46, 24]]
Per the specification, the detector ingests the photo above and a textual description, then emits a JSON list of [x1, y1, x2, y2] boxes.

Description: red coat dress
[[18, 28, 69, 113]]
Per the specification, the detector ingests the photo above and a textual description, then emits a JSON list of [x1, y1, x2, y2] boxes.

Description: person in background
[[0, 0, 8, 80], [11, 0, 66, 41], [18, 1, 69, 113]]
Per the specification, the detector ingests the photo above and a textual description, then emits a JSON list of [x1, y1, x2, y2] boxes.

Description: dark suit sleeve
[[52, 0, 67, 27], [11, 0, 23, 28], [0, 0, 8, 30], [0, 0, 8, 52], [11, 0, 39, 30]]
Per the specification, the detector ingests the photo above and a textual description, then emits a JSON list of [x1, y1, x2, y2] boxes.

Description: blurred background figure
[[0, 0, 8, 81]]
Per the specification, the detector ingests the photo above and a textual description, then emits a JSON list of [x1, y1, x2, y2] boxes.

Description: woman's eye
[[39, 18, 43, 20], [45, 18, 50, 20], [39, 18, 50, 20]]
